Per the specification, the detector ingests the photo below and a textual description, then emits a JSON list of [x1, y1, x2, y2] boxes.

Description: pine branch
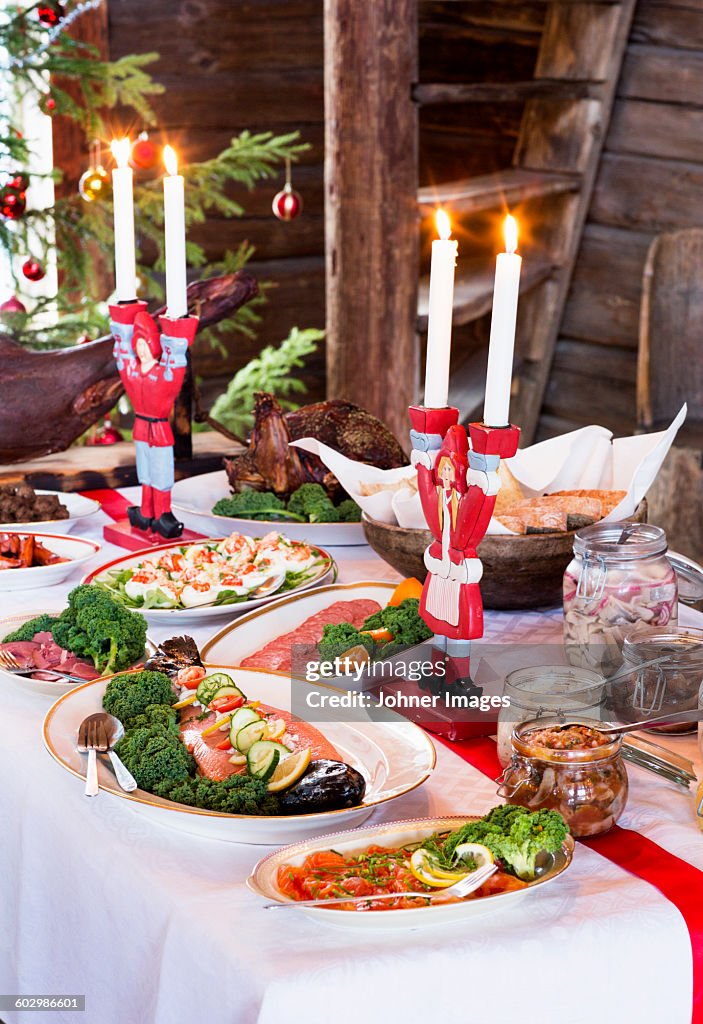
[[209, 327, 325, 436]]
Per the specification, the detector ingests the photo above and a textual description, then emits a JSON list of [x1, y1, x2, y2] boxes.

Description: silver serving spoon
[[556, 707, 703, 737], [251, 571, 286, 598], [77, 713, 137, 794]]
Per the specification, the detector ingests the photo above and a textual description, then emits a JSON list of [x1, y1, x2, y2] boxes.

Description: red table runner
[[436, 732, 703, 1023], [80, 488, 133, 522]]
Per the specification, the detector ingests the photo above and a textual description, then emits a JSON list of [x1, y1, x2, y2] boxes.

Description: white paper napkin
[[291, 403, 687, 534]]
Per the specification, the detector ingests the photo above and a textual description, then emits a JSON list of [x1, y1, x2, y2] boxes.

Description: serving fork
[[0, 648, 89, 684], [76, 712, 137, 796], [263, 862, 499, 910], [77, 714, 109, 797]]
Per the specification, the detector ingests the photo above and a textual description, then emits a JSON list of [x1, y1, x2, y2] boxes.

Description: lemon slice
[[267, 747, 312, 792], [452, 843, 494, 869], [408, 850, 470, 888], [266, 718, 287, 741]]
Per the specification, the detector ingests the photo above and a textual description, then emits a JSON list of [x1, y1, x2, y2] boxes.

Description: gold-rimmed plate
[[248, 816, 575, 928], [201, 580, 397, 667], [42, 666, 436, 845], [171, 470, 366, 546]]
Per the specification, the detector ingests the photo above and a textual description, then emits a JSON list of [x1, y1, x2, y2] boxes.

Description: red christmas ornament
[[1, 189, 26, 220], [22, 258, 45, 282], [130, 132, 159, 171], [0, 296, 27, 316], [272, 183, 303, 222], [87, 418, 123, 446], [37, 1, 64, 26], [40, 94, 56, 115], [8, 172, 29, 192]]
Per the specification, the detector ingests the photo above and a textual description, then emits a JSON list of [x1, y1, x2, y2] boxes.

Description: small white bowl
[[0, 490, 100, 535], [0, 532, 100, 591]]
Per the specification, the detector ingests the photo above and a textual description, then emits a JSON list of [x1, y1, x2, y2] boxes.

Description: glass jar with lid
[[496, 665, 605, 767], [563, 522, 678, 674], [611, 624, 703, 734], [497, 717, 628, 837]]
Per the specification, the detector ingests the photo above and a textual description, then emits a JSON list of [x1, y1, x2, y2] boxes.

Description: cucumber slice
[[246, 740, 288, 781], [228, 706, 263, 743], [211, 684, 246, 701], [195, 672, 246, 707], [235, 719, 268, 753]]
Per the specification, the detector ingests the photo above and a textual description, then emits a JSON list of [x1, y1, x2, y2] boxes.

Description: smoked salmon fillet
[[180, 703, 341, 782]]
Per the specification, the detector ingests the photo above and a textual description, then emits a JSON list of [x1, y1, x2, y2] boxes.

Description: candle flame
[[504, 214, 518, 255], [163, 145, 178, 176], [110, 138, 131, 170], [435, 208, 451, 241]]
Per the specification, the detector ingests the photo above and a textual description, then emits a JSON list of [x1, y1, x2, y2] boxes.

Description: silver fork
[[263, 862, 498, 910], [0, 648, 88, 684], [77, 715, 110, 798]]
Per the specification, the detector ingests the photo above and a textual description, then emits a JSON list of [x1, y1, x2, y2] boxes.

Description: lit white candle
[[483, 215, 522, 427], [163, 145, 188, 319], [110, 138, 137, 302], [424, 209, 458, 408]]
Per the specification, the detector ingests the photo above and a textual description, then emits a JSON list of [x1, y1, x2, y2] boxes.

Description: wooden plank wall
[[539, 0, 703, 440], [107, 0, 325, 404]]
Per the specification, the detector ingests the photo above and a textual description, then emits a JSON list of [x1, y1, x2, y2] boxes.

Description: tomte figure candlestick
[[409, 405, 520, 693], [109, 300, 198, 541]]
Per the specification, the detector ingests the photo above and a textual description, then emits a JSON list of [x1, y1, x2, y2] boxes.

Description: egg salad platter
[[83, 531, 336, 624]]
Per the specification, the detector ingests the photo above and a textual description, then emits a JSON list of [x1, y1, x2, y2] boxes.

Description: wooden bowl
[[362, 502, 647, 611]]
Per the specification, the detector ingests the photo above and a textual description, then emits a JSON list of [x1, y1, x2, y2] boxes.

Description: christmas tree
[[0, 0, 310, 372]]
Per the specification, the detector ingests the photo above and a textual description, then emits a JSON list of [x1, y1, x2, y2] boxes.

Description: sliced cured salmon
[[241, 598, 381, 672], [180, 702, 341, 782]]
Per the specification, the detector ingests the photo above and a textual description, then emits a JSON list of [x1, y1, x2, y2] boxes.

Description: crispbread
[[548, 489, 626, 516]]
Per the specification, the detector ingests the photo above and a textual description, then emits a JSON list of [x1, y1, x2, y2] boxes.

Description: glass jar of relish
[[496, 665, 605, 767], [497, 716, 628, 837]]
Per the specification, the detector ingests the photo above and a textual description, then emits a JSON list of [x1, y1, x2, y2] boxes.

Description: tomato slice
[[210, 695, 245, 713], [215, 737, 233, 751]]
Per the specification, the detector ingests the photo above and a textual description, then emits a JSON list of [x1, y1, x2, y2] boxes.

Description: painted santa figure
[[410, 405, 520, 681], [109, 302, 198, 539]]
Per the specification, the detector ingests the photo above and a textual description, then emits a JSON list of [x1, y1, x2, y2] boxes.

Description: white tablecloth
[[0, 494, 700, 1024]]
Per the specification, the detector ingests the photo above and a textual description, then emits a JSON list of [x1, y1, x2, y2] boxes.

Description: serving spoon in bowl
[[554, 707, 703, 737], [77, 713, 137, 796]]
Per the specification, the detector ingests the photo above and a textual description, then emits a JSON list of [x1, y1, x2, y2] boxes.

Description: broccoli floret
[[123, 703, 180, 737], [153, 774, 281, 815], [317, 622, 374, 663], [309, 503, 340, 524], [103, 669, 176, 726], [443, 806, 568, 880], [51, 584, 148, 674], [338, 499, 362, 523], [115, 726, 195, 791], [496, 809, 569, 880], [287, 483, 339, 522], [287, 483, 328, 515], [481, 803, 532, 833], [361, 598, 432, 647], [212, 491, 305, 522], [3, 613, 59, 642]]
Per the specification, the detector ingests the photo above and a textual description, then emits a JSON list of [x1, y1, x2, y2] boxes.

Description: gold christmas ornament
[[78, 164, 111, 202]]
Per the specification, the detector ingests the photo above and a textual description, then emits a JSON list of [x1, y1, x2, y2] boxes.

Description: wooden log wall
[[540, 0, 703, 440], [107, 0, 325, 405]]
